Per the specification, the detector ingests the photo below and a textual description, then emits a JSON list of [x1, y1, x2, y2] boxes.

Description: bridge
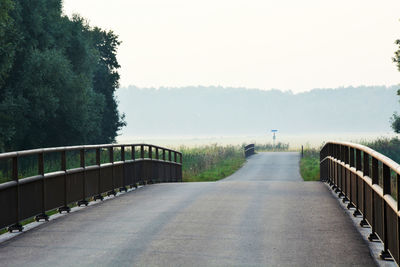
[[0, 142, 397, 266]]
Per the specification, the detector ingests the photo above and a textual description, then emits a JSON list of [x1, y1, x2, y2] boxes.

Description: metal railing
[[320, 141, 400, 263], [0, 143, 182, 233], [244, 144, 255, 157]]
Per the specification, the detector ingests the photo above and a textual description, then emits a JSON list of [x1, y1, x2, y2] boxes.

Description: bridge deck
[[0, 152, 374, 266]]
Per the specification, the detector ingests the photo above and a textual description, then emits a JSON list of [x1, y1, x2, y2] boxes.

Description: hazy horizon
[[116, 85, 399, 147], [118, 83, 398, 94]]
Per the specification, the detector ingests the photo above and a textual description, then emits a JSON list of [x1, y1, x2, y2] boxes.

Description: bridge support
[[353, 210, 361, 217], [368, 232, 379, 242], [94, 194, 104, 201], [35, 213, 49, 222], [78, 199, 89, 206], [360, 219, 370, 227], [8, 223, 23, 233], [380, 250, 393, 261], [58, 206, 71, 213], [119, 186, 128, 192], [107, 190, 117, 197]]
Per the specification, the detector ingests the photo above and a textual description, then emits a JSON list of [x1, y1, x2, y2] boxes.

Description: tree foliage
[[392, 39, 400, 133], [0, 0, 125, 151]]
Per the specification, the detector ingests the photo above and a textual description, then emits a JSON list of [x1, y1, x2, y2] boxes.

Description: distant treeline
[[0, 0, 125, 152], [117, 85, 398, 136]]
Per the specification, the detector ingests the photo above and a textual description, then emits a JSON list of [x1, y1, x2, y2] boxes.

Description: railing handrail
[[0, 143, 182, 160], [321, 141, 400, 175]]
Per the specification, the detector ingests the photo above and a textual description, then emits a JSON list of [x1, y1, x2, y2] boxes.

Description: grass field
[[180, 144, 245, 182], [299, 148, 320, 181]]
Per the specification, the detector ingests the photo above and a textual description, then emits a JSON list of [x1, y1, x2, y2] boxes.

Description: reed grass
[[180, 144, 245, 182]]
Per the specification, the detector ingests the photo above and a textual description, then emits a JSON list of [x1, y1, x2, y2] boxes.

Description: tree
[[392, 39, 400, 133], [0, 0, 125, 151]]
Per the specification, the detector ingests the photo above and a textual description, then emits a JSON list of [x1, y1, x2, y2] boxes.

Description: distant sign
[[271, 129, 278, 132]]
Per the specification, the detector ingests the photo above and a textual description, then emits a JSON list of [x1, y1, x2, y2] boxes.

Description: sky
[[63, 0, 400, 93]]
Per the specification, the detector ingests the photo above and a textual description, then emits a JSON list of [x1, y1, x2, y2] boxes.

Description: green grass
[[180, 144, 245, 182], [300, 148, 320, 181], [184, 157, 245, 182]]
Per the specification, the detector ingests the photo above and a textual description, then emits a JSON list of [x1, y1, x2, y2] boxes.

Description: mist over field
[[117, 85, 399, 141]]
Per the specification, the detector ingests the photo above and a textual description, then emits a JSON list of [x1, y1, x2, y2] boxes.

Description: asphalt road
[[0, 152, 375, 266]]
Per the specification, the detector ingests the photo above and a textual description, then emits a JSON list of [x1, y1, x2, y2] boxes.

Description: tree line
[[0, 0, 125, 152]]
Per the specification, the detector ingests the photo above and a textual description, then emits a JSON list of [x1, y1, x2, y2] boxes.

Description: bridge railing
[[320, 141, 399, 263], [0, 144, 182, 232], [244, 144, 255, 157]]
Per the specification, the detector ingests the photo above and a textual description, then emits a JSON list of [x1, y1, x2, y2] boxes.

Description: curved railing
[[320, 141, 399, 263], [244, 144, 255, 157], [0, 144, 182, 232]]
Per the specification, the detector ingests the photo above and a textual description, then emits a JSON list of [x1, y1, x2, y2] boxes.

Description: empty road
[[0, 152, 374, 266]]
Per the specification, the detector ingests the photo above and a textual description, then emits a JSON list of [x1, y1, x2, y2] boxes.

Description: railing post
[[108, 147, 116, 196], [59, 150, 71, 213], [94, 148, 103, 201], [163, 149, 166, 183], [174, 151, 178, 182], [380, 164, 391, 259], [35, 152, 48, 221], [353, 149, 362, 216], [155, 147, 159, 183], [343, 146, 350, 202], [148, 146, 153, 184], [360, 152, 370, 227], [179, 152, 183, 182], [397, 173, 400, 264], [346, 147, 355, 208], [319, 146, 323, 182], [168, 150, 172, 183], [131, 145, 137, 188], [120, 146, 128, 192], [337, 146, 345, 197], [368, 157, 379, 241], [140, 145, 145, 185], [78, 148, 89, 206], [337, 145, 343, 194], [8, 156, 23, 232]]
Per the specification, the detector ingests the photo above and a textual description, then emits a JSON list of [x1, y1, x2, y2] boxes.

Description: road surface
[[0, 152, 374, 266]]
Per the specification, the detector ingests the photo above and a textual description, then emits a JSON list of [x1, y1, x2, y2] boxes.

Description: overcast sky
[[63, 0, 400, 92]]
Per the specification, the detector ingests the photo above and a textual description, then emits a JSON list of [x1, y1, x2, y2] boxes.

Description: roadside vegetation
[[254, 142, 289, 151], [181, 145, 245, 182], [361, 137, 400, 164], [299, 147, 320, 181]]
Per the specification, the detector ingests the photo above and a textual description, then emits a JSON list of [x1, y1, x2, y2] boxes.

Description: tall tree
[[0, 0, 125, 151], [392, 39, 400, 133]]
